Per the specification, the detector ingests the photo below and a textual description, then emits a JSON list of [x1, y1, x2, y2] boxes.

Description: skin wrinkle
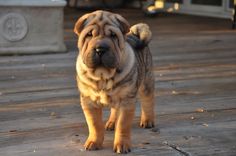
[[77, 69, 97, 90], [115, 66, 135, 88], [104, 25, 124, 67], [105, 25, 125, 49], [82, 40, 93, 67], [113, 43, 135, 85], [79, 25, 97, 49], [109, 14, 120, 27]]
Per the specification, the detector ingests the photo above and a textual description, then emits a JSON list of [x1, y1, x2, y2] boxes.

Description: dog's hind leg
[[105, 107, 117, 131], [138, 74, 155, 128]]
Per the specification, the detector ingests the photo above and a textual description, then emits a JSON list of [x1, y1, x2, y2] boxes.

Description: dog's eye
[[86, 31, 92, 37], [110, 32, 117, 38]]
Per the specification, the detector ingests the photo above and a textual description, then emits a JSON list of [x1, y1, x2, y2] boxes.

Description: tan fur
[[105, 107, 117, 131], [74, 10, 155, 153], [80, 98, 104, 150], [113, 105, 135, 153], [130, 23, 152, 44]]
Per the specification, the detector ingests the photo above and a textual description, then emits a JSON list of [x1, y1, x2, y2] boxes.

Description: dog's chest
[[95, 80, 114, 106], [78, 78, 133, 107]]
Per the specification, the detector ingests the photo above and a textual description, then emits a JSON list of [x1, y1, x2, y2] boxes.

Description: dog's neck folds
[[114, 42, 135, 84]]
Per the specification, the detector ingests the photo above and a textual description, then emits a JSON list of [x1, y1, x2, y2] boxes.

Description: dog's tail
[[126, 34, 147, 49], [126, 23, 152, 49]]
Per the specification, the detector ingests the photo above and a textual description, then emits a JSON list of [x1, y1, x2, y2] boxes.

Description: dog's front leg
[[81, 97, 104, 150], [113, 104, 135, 154]]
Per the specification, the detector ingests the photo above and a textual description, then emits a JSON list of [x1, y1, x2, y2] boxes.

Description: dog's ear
[[74, 14, 90, 36], [114, 14, 130, 34]]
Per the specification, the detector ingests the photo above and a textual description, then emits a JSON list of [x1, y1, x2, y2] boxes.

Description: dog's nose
[[94, 44, 109, 56]]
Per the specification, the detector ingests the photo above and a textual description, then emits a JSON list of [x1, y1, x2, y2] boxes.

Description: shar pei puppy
[[74, 10, 155, 154]]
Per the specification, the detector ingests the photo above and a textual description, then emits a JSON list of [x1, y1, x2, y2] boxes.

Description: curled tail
[[126, 23, 152, 49]]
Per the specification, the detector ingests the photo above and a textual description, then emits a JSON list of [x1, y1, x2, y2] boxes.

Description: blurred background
[[67, 0, 235, 20]]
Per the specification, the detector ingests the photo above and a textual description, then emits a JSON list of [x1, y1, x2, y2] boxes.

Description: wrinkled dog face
[[74, 11, 130, 70]]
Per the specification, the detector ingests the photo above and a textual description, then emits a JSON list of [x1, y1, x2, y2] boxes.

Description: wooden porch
[[0, 8, 236, 156]]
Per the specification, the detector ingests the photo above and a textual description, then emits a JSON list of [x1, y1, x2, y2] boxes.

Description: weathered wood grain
[[0, 109, 235, 156]]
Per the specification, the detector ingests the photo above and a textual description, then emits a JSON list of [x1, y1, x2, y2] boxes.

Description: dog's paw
[[105, 121, 115, 131], [113, 140, 131, 154], [140, 118, 155, 129], [84, 139, 102, 151], [130, 23, 152, 44]]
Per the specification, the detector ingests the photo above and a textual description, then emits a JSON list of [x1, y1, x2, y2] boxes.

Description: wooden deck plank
[[1, 80, 236, 115], [0, 109, 235, 156], [1, 67, 235, 97]]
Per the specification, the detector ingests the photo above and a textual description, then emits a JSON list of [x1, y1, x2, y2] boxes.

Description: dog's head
[[74, 10, 130, 79]]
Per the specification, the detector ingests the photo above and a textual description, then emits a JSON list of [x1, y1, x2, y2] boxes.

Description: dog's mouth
[[83, 43, 119, 69], [86, 51, 117, 69]]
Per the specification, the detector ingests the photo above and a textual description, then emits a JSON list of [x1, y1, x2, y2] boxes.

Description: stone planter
[[0, 0, 67, 55]]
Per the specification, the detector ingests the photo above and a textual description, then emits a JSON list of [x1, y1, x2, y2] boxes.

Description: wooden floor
[[0, 8, 236, 156]]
